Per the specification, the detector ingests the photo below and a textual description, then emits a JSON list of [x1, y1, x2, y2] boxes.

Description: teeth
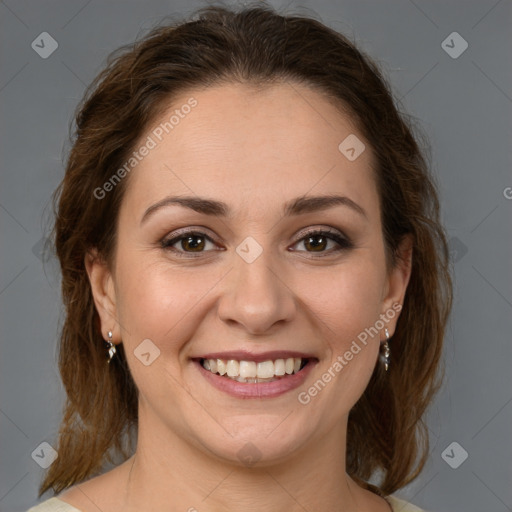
[[239, 361, 257, 379], [217, 359, 227, 375], [226, 360, 239, 377], [257, 360, 274, 378], [274, 359, 285, 376], [201, 357, 307, 381]]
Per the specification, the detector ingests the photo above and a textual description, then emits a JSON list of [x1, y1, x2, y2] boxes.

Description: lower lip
[[194, 360, 317, 399]]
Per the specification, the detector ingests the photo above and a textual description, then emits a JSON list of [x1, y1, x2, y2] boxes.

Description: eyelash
[[160, 228, 353, 258]]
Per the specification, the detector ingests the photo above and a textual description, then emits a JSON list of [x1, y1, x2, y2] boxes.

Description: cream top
[[27, 495, 426, 511]]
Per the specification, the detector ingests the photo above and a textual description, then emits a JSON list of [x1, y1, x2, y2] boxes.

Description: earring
[[107, 330, 116, 364], [380, 328, 391, 371]]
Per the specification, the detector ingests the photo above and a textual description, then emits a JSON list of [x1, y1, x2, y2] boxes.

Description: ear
[[84, 249, 120, 343], [380, 234, 413, 337]]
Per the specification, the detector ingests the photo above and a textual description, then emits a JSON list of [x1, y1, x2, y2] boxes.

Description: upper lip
[[193, 350, 317, 363]]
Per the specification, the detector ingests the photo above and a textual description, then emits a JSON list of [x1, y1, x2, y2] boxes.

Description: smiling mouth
[[199, 357, 310, 383]]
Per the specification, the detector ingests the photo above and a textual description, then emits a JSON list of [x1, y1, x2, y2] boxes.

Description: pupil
[[183, 236, 204, 251], [306, 235, 326, 252]]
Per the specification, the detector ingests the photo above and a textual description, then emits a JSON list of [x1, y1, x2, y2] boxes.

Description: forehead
[[120, 82, 378, 221]]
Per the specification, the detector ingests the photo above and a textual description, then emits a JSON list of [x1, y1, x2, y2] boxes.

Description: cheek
[[294, 258, 385, 404], [112, 257, 210, 398], [113, 254, 221, 352], [298, 259, 386, 342]]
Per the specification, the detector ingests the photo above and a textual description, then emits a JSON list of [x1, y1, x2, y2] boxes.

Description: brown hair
[[42, 2, 452, 497]]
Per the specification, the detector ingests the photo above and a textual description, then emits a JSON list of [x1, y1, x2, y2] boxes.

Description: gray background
[[1, 1, 511, 511]]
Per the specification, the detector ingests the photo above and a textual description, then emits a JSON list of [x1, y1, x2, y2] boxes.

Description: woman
[[29, 3, 452, 511]]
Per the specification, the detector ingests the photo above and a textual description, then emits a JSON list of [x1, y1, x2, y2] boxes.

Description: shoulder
[[386, 494, 426, 512], [28, 493, 423, 512], [30, 459, 133, 512], [26, 497, 82, 512]]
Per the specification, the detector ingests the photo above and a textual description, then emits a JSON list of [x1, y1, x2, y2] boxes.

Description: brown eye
[[161, 231, 217, 256], [303, 234, 329, 252], [180, 235, 206, 252], [291, 229, 353, 256]]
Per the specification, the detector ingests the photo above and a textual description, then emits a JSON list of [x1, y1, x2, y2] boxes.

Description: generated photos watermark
[[93, 97, 198, 200], [297, 303, 402, 405]]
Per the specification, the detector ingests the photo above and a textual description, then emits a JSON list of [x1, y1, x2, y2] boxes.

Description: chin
[[196, 415, 315, 467]]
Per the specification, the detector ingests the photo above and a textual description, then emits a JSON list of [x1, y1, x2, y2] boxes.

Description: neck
[[121, 408, 364, 511]]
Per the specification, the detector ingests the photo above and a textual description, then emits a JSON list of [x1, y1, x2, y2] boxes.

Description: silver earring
[[107, 330, 116, 363], [380, 328, 391, 371]]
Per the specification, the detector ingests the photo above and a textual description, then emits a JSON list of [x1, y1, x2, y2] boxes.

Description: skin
[[61, 82, 412, 511]]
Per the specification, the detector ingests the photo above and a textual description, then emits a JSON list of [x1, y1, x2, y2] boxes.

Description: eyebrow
[[140, 194, 367, 225]]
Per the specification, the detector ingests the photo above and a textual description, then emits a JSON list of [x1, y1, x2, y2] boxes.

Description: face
[[87, 82, 411, 467]]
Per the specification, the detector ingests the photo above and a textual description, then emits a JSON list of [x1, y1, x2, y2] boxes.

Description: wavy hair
[[42, 2, 453, 497]]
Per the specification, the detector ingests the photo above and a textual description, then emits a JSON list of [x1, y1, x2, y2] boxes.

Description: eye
[[160, 227, 353, 259], [161, 230, 219, 257], [291, 228, 353, 256]]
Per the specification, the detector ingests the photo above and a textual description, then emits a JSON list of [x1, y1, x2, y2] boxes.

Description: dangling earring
[[380, 328, 391, 371], [107, 330, 116, 364]]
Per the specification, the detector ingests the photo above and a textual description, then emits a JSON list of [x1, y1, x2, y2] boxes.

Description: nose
[[217, 247, 296, 335]]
